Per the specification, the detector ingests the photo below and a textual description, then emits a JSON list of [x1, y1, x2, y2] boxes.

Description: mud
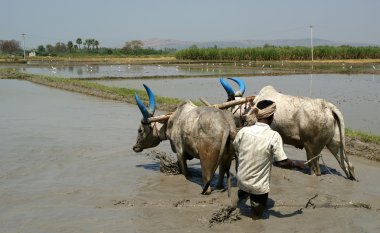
[[1, 79, 380, 233], [149, 150, 181, 175], [346, 137, 380, 161]]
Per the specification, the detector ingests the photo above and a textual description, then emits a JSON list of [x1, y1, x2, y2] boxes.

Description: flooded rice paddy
[[94, 74, 380, 135], [12, 64, 380, 134], [12, 63, 380, 135], [19, 64, 258, 78], [1, 79, 379, 232]]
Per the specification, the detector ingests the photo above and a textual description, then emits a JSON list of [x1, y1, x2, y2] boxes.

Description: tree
[[122, 40, 144, 52], [67, 41, 73, 53], [54, 42, 67, 52], [0, 40, 21, 54], [46, 44, 53, 53], [94, 40, 99, 52], [90, 39, 95, 51], [84, 39, 91, 50], [37, 45, 46, 54], [76, 38, 82, 49]]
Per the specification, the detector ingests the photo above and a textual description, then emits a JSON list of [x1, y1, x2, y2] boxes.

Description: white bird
[[373, 65, 376, 70], [262, 64, 265, 67]]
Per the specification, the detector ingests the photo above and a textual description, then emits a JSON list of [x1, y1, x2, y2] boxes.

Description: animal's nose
[[133, 144, 142, 152]]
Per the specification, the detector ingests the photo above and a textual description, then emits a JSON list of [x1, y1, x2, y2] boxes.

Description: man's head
[[254, 100, 276, 125]]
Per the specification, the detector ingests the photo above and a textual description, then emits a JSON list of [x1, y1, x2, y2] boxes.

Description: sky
[[1, 0, 379, 48]]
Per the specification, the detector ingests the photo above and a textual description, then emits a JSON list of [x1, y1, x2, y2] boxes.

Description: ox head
[[133, 84, 161, 153], [219, 77, 246, 101]]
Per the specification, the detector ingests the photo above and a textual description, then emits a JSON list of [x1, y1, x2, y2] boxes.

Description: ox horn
[[220, 78, 235, 97], [134, 84, 156, 120], [220, 77, 246, 98], [228, 77, 246, 97]]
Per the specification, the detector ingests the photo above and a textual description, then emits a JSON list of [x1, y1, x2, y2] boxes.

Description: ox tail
[[201, 129, 231, 195], [328, 103, 356, 180]]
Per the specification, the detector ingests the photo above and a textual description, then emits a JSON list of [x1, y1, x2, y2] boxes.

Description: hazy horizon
[[1, 0, 379, 49]]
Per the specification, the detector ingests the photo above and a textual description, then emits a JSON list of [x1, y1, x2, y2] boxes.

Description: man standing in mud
[[232, 100, 304, 220]]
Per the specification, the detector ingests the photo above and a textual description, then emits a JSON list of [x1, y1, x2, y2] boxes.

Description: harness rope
[[152, 122, 166, 140]]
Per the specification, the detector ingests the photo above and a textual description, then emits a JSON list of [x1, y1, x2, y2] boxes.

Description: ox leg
[[200, 161, 214, 195], [200, 151, 220, 195], [305, 145, 322, 176], [216, 154, 233, 190], [326, 141, 355, 180], [176, 152, 188, 178]]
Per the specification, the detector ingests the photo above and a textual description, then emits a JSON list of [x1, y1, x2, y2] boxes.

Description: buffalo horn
[[228, 77, 246, 97], [143, 84, 156, 115], [219, 78, 235, 97], [134, 84, 156, 120]]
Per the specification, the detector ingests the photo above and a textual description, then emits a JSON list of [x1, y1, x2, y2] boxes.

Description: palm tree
[[90, 39, 95, 51], [76, 38, 82, 49], [67, 41, 73, 53], [84, 39, 91, 50], [94, 40, 99, 52]]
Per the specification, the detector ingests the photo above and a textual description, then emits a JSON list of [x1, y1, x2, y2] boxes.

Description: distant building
[[29, 50, 36, 57]]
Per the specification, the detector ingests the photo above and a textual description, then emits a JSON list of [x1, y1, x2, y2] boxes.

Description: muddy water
[[1, 79, 380, 232], [96, 74, 380, 135]]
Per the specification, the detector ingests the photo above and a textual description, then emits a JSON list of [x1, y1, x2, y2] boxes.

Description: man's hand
[[274, 159, 305, 170]]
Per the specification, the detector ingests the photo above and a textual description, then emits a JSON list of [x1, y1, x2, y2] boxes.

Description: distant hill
[[142, 38, 376, 50]]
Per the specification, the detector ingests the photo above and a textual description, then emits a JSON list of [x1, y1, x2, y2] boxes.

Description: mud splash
[[148, 150, 181, 175]]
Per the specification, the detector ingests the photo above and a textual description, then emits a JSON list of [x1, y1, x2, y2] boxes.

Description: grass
[[346, 128, 380, 145]]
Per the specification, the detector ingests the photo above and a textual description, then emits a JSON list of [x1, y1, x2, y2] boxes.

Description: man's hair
[[256, 100, 275, 110]]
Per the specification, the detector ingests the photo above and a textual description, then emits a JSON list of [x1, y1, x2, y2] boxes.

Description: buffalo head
[[132, 84, 161, 152]]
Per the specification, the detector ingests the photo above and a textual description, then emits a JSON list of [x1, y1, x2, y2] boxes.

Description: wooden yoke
[[147, 112, 173, 123], [146, 96, 255, 123], [210, 96, 255, 109]]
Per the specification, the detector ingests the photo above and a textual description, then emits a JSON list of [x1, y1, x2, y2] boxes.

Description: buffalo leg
[[327, 140, 355, 180], [305, 145, 321, 176], [176, 152, 188, 178], [216, 153, 233, 190]]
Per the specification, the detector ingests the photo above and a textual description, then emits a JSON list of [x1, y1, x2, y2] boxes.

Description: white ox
[[220, 79, 356, 180]]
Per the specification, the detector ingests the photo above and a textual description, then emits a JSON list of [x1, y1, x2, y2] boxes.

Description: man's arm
[[274, 159, 305, 170]]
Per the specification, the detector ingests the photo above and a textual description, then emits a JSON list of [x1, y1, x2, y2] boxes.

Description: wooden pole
[[147, 112, 173, 123], [199, 97, 212, 106], [211, 96, 255, 109]]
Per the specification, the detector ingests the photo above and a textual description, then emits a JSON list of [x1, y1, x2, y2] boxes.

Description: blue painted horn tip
[[228, 77, 240, 81]]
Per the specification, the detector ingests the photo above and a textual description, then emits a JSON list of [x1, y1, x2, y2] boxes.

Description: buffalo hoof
[[202, 187, 212, 195]]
